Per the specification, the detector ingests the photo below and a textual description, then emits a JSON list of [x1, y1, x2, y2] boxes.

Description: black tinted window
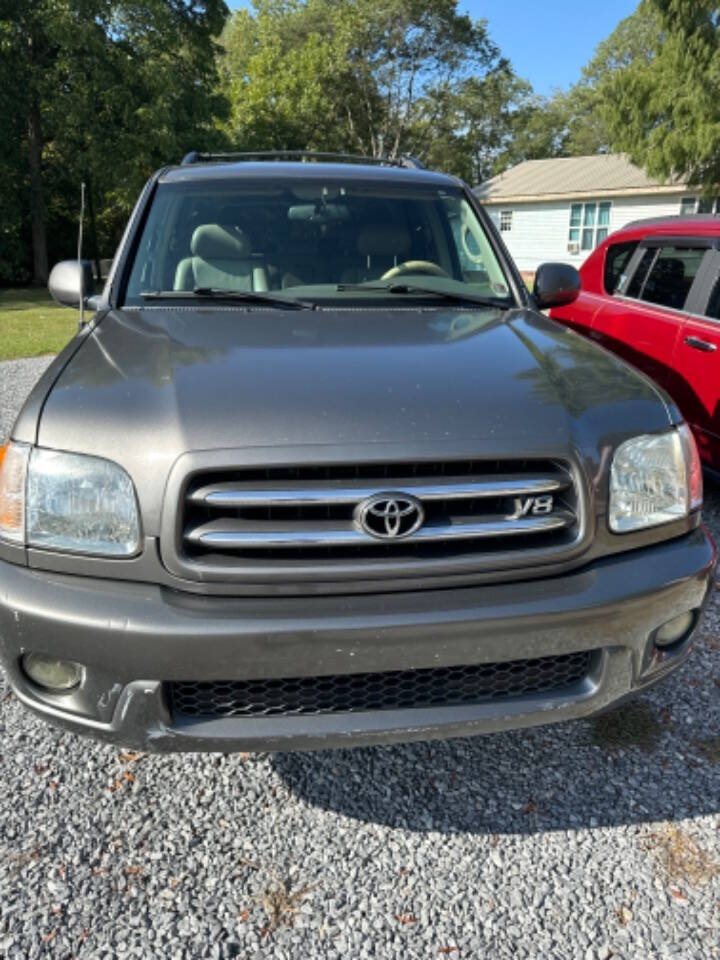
[[639, 246, 706, 310], [604, 241, 637, 294], [704, 276, 720, 320], [625, 248, 656, 298]]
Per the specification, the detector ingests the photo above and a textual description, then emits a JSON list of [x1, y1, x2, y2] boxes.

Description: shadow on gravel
[[270, 678, 720, 836]]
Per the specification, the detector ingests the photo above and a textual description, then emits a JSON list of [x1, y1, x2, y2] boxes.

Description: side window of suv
[[624, 247, 657, 299], [640, 246, 706, 310], [625, 245, 706, 310], [604, 241, 638, 294], [704, 275, 720, 320]]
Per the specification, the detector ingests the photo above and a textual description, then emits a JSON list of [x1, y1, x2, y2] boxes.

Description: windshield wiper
[[335, 282, 511, 308], [140, 288, 314, 310]]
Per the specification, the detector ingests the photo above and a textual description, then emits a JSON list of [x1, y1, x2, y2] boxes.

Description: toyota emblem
[[355, 493, 425, 540]]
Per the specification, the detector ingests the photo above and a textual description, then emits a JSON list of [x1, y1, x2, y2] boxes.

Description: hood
[[37, 305, 673, 533]]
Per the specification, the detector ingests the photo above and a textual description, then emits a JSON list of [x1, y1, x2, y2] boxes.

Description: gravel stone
[[0, 356, 719, 958], [0, 355, 54, 442]]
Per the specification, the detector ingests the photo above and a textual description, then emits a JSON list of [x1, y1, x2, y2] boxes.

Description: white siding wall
[[484, 195, 685, 273]]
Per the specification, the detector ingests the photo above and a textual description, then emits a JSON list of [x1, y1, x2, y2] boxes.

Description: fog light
[[655, 612, 695, 648], [21, 653, 82, 691]]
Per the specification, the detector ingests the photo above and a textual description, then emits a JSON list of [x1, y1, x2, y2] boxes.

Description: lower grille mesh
[[168, 651, 593, 719]]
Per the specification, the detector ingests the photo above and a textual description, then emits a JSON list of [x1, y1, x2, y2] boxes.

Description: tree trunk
[[28, 103, 48, 286]]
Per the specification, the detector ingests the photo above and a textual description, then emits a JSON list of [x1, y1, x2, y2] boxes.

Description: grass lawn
[[0, 288, 78, 362]]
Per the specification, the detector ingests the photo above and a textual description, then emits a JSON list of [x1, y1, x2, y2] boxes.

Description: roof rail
[[179, 150, 425, 170]]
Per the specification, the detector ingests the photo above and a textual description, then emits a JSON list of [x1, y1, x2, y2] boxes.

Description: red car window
[[603, 241, 638, 294], [625, 248, 657, 298], [640, 247, 706, 310], [704, 275, 720, 320]]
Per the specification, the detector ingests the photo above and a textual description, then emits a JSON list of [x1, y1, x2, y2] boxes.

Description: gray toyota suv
[[0, 152, 715, 752]]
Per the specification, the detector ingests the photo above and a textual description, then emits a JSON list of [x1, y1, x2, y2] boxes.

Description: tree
[[0, 0, 230, 285], [595, 0, 720, 189], [220, 0, 513, 168], [221, 2, 370, 152]]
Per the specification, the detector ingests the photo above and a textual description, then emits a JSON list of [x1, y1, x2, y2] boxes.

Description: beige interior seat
[[174, 224, 268, 292], [341, 224, 412, 284]]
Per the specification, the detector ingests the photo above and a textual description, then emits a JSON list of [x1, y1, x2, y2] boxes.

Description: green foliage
[[220, 0, 527, 178], [0, 0, 231, 284], [596, 0, 720, 190]]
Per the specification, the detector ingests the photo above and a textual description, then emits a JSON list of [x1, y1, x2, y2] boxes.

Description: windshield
[[123, 177, 513, 307]]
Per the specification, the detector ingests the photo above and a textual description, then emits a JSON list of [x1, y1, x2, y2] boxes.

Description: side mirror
[[48, 260, 95, 309], [533, 262, 581, 310]]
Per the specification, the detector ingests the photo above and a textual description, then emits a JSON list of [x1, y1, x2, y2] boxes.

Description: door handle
[[684, 336, 717, 352]]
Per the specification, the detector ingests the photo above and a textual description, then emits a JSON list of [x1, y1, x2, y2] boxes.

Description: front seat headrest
[[191, 224, 252, 260], [357, 224, 412, 258]]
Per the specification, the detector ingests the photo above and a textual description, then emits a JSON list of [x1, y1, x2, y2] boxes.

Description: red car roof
[[611, 215, 720, 241]]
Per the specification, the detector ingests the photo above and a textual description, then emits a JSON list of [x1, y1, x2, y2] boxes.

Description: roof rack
[[180, 150, 425, 170]]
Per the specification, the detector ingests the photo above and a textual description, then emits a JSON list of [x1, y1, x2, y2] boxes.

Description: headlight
[[0, 442, 141, 556], [609, 425, 702, 533]]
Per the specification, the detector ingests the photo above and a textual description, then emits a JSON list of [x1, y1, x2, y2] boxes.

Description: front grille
[[168, 651, 593, 719], [178, 459, 580, 579]]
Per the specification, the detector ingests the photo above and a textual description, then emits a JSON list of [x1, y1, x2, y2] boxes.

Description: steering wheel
[[381, 260, 450, 281]]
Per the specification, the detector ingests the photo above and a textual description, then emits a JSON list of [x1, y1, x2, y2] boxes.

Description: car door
[[589, 238, 713, 392], [669, 248, 720, 469]]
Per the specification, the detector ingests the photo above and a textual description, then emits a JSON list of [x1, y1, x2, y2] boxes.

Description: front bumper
[[0, 529, 715, 752]]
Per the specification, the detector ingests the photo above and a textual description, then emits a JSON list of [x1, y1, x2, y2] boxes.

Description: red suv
[[551, 216, 720, 471]]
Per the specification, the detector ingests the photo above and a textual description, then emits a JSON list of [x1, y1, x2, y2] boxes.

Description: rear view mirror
[[533, 262, 581, 310], [48, 260, 95, 309], [288, 203, 350, 223]]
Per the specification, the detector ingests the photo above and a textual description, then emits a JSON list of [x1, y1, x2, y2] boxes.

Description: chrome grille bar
[[190, 473, 570, 507], [185, 512, 575, 549]]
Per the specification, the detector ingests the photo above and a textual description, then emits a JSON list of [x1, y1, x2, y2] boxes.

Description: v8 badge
[[506, 494, 554, 520]]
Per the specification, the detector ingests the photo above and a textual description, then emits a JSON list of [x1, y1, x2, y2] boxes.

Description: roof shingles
[[476, 154, 685, 202]]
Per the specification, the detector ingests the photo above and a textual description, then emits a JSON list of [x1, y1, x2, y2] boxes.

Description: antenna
[[78, 181, 86, 327]]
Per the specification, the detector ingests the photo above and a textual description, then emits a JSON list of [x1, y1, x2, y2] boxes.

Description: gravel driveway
[[1, 357, 719, 959]]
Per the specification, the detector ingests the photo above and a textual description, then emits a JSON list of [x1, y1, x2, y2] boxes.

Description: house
[[475, 154, 715, 276]]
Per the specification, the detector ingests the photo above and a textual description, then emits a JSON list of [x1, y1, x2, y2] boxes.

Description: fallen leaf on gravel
[[258, 877, 313, 937], [107, 771, 135, 792], [118, 752, 143, 764], [438, 947, 459, 955], [123, 866, 143, 876], [239, 909, 249, 922], [42, 931, 56, 944], [650, 825, 720, 887], [616, 905, 632, 926], [670, 888, 688, 902], [395, 914, 417, 925], [521, 798, 538, 814]]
